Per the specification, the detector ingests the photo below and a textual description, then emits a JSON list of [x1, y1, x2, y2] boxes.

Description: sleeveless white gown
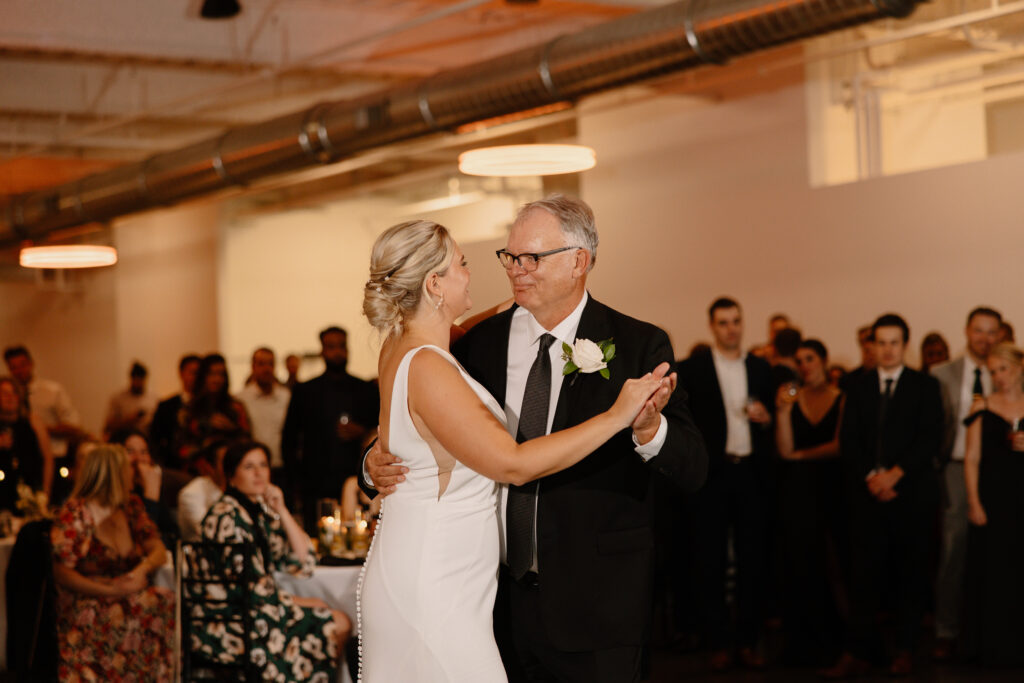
[[358, 345, 508, 682]]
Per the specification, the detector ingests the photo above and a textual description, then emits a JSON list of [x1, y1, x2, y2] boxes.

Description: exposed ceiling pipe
[[1, 0, 922, 246]]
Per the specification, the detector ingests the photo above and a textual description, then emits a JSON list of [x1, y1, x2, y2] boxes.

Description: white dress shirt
[[952, 356, 991, 462], [178, 476, 224, 542], [712, 348, 752, 457], [878, 365, 905, 393], [238, 383, 291, 468], [27, 377, 80, 457]]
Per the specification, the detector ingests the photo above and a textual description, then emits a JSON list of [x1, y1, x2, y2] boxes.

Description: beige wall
[[0, 201, 220, 435], [577, 85, 1024, 368]]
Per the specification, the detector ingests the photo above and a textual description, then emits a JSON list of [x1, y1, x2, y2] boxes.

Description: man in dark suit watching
[[676, 297, 774, 672], [149, 353, 200, 468], [367, 194, 707, 682], [822, 313, 943, 679]]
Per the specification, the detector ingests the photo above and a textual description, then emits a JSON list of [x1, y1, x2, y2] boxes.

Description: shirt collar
[[878, 365, 904, 385], [516, 291, 589, 348], [711, 347, 746, 364]]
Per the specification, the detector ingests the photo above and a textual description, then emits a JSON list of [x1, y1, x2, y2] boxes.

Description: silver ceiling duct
[[1, 0, 922, 246]]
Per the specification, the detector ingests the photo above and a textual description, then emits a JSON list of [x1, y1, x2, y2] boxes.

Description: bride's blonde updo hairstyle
[[363, 219, 456, 339]]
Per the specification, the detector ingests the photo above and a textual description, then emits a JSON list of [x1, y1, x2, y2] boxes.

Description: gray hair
[[515, 193, 598, 272]]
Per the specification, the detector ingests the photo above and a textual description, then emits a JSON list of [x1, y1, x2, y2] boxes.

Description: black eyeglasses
[[495, 246, 581, 271]]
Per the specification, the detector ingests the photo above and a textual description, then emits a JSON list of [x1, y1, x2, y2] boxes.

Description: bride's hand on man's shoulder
[[367, 440, 409, 497]]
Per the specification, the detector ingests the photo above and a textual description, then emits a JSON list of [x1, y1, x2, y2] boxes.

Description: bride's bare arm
[[407, 350, 667, 485]]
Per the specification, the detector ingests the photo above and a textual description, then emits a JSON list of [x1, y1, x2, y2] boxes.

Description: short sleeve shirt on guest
[[28, 377, 80, 457], [238, 383, 290, 468]]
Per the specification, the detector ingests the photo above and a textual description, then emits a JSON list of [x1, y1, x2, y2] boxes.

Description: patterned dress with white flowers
[[196, 494, 337, 682], [51, 495, 175, 683]]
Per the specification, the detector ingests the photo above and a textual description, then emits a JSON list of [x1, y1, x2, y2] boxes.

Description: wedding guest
[[828, 364, 847, 388], [771, 327, 802, 388], [103, 361, 157, 438], [285, 353, 301, 389], [51, 444, 175, 681], [920, 332, 951, 374], [177, 440, 228, 542], [823, 314, 943, 678], [4, 345, 84, 491], [931, 307, 1001, 661], [198, 441, 348, 680], [180, 353, 251, 466], [0, 377, 49, 508], [677, 297, 774, 672], [962, 342, 1024, 667], [149, 353, 200, 468], [996, 321, 1014, 344], [340, 474, 380, 522], [774, 339, 845, 665], [839, 326, 876, 392], [752, 313, 792, 362], [282, 327, 379, 533], [238, 347, 290, 486], [109, 428, 180, 550]]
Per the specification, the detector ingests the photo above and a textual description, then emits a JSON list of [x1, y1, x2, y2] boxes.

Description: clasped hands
[[366, 366, 679, 497], [865, 466, 903, 502]]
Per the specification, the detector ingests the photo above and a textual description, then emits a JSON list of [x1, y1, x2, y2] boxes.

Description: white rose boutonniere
[[562, 338, 616, 380]]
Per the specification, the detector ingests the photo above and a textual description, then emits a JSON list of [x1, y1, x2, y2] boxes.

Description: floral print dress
[[196, 493, 337, 682], [51, 495, 175, 682]]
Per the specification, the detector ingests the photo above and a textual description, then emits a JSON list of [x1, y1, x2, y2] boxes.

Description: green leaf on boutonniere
[[599, 368, 610, 379], [601, 342, 616, 362], [563, 361, 579, 375]]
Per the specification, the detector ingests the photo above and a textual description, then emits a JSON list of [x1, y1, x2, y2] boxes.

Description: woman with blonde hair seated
[[51, 443, 174, 681]]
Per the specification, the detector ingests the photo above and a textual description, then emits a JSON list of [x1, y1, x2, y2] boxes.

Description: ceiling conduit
[[0, 0, 922, 245]]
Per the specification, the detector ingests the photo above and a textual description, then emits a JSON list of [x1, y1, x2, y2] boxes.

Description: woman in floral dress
[[51, 444, 175, 682], [197, 441, 349, 682]]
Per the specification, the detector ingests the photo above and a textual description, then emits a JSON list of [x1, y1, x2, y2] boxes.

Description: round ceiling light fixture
[[19, 245, 118, 269], [458, 144, 596, 177]]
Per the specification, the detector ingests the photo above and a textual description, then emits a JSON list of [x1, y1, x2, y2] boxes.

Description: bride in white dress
[[357, 220, 668, 683]]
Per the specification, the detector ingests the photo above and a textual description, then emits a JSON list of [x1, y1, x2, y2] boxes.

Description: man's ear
[[572, 249, 591, 278]]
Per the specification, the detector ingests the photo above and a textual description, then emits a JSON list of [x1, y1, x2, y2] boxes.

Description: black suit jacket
[[453, 297, 707, 651], [149, 394, 185, 468], [839, 367, 943, 496], [676, 349, 775, 475]]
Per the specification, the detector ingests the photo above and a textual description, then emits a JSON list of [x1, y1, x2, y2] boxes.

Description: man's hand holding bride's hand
[[367, 439, 409, 498], [631, 369, 676, 445], [612, 362, 672, 430]]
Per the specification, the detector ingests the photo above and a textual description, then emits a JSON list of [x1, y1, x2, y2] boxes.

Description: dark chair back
[[5, 518, 59, 682], [179, 541, 263, 682]]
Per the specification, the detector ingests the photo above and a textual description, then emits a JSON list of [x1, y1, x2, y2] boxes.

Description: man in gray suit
[[930, 306, 1002, 660]]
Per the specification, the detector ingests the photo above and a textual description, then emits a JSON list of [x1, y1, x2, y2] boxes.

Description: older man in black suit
[[676, 297, 775, 672], [822, 313, 943, 679], [368, 194, 707, 683]]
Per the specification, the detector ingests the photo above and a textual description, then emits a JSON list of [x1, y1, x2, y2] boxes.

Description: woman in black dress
[[964, 342, 1024, 667], [774, 339, 845, 665]]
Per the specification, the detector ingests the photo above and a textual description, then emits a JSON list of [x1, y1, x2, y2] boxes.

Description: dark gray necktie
[[507, 333, 555, 580]]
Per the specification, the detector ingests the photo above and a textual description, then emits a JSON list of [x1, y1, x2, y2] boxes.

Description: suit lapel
[[472, 308, 514, 409], [551, 298, 611, 432]]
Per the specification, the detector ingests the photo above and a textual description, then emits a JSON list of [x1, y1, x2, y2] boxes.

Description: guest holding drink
[[198, 441, 348, 681], [963, 343, 1024, 666], [51, 444, 175, 681], [774, 339, 845, 665]]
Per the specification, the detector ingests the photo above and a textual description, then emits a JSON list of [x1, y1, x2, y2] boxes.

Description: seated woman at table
[[198, 441, 349, 681], [51, 443, 175, 681], [109, 428, 180, 550], [0, 376, 53, 506]]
